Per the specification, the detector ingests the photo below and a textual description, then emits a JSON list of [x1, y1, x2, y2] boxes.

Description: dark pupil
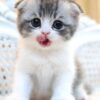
[[31, 18, 41, 28], [53, 20, 63, 30]]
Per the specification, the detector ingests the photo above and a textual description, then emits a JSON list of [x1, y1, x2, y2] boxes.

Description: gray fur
[[39, 0, 59, 18], [16, 0, 81, 39]]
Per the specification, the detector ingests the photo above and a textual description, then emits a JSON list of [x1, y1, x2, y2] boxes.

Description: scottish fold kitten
[[6, 0, 85, 100]]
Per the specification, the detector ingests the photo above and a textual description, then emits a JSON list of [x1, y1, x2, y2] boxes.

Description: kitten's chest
[[21, 49, 69, 97], [30, 55, 55, 96], [32, 51, 68, 84], [31, 51, 68, 72], [31, 52, 68, 96], [21, 49, 68, 75]]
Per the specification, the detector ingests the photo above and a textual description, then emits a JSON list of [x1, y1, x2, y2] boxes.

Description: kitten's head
[[16, 0, 81, 50]]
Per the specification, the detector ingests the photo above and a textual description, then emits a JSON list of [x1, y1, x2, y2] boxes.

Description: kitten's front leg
[[51, 71, 75, 100], [5, 72, 33, 100]]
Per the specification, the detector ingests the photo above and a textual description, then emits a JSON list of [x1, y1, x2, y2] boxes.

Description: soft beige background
[[76, 0, 100, 23]]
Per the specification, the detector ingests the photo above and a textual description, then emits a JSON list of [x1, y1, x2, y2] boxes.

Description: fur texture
[[5, 0, 85, 100]]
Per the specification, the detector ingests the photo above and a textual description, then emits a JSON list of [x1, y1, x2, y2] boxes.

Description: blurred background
[[76, 0, 100, 23]]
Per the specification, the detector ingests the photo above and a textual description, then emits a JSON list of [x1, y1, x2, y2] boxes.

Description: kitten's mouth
[[37, 35, 52, 47]]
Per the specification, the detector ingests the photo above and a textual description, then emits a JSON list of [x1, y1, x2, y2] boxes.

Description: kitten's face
[[16, 0, 81, 50]]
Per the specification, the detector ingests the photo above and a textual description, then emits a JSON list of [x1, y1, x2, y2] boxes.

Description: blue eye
[[31, 18, 41, 28], [53, 20, 63, 30]]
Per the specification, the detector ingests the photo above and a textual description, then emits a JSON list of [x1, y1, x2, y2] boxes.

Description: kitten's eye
[[31, 18, 41, 28], [53, 20, 63, 30]]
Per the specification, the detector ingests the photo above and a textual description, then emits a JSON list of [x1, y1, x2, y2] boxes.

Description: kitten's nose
[[42, 32, 50, 36]]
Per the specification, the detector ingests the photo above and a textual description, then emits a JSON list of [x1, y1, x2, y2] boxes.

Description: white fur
[[5, 20, 94, 100], [5, 35, 77, 100], [5, 0, 84, 99], [5, 27, 100, 100]]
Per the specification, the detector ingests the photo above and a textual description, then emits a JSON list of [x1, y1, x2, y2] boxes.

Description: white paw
[[5, 93, 28, 100], [75, 91, 88, 100], [51, 95, 75, 100], [75, 87, 88, 100], [76, 96, 87, 100]]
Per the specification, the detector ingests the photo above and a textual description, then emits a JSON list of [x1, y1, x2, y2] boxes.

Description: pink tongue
[[37, 35, 51, 47]]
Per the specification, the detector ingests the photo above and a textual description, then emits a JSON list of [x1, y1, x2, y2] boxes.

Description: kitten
[[6, 0, 84, 100]]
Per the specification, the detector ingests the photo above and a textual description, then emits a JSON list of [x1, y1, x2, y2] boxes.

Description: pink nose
[[42, 32, 50, 36]]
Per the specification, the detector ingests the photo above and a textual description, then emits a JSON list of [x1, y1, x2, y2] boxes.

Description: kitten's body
[[16, 41, 75, 100], [6, 0, 85, 100]]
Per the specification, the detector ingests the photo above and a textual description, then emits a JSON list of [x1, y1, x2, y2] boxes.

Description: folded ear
[[15, 0, 26, 10], [69, 1, 83, 18]]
